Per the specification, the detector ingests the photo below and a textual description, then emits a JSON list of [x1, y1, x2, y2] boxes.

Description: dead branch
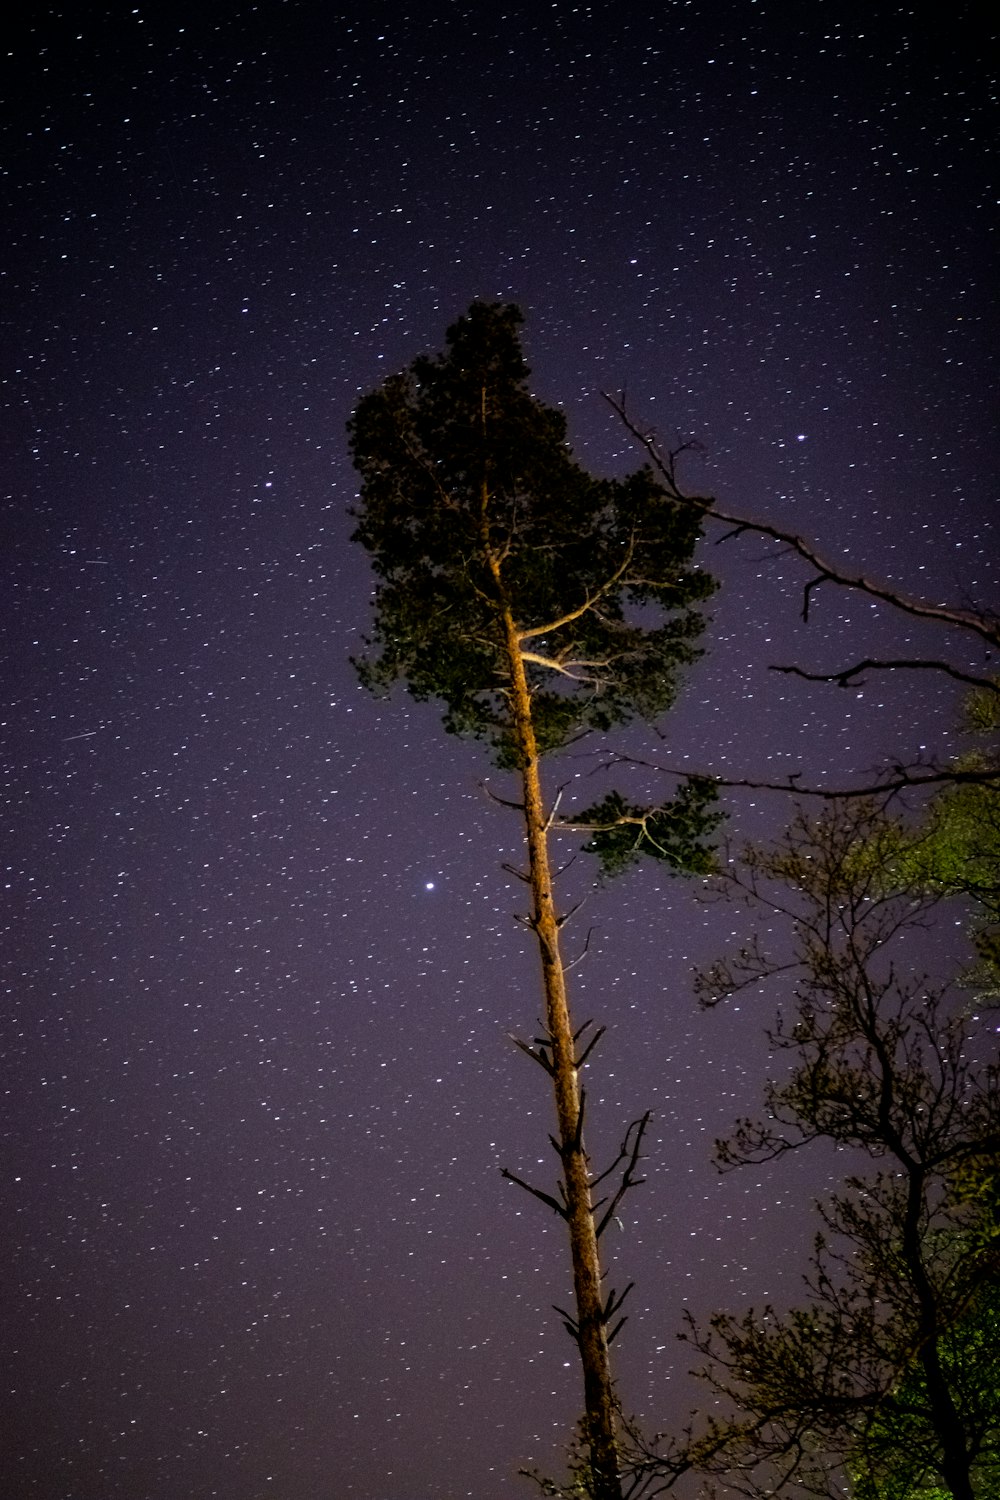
[[772, 658, 999, 693], [510, 1032, 555, 1075], [500, 1166, 568, 1219], [577, 749, 1000, 803], [595, 1112, 651, 1239], [482, 781, 525, 812], [603, 390, 1000, 649], [603, 1281, 635, 1346], [575, 1021, 607, 1069], [564, 926, 596, 973]]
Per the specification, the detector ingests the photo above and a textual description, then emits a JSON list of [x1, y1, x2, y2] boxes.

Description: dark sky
[[2, 3, 995, 1498]]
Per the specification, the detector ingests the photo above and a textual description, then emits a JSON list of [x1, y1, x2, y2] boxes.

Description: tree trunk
[[899, 1173, 975, 1500], [498, 596, 623, 1500]]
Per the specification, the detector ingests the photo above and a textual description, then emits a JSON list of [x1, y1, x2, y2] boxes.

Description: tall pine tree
[[348, 302, 716, 1497]]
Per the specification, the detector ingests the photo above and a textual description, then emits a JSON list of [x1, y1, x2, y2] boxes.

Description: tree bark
[[497, 590, 623, 1500], [901, 1173, 976, 1500], [869, 1009, 976, 1500]]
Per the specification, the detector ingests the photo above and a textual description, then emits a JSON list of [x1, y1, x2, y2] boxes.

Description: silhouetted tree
[[348, 302, 718, 1498], [623, 799, 999, 1500]]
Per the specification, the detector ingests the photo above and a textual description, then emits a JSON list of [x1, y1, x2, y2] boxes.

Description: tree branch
[[582, 749, 1000, 803], [520, 649, 613, 683], [772, 658, 1000, 693], [594, 1112, 650, 1239], [517, 535, 637, 642], [500, 1166, 568, 1219], [603, 390, 1000, 649]]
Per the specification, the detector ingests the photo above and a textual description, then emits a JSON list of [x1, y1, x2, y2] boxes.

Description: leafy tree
[[625, 800, 1000, 1500], [567, 394, 1000, 1500], [878, 684, 1000, 999], [348, 302, 718, 1498], [850, 1279, 1000, 1499]]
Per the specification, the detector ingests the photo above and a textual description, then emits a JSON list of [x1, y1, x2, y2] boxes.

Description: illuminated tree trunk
[[350, 310, 715, 1499], [496, 581, 623, 1500]]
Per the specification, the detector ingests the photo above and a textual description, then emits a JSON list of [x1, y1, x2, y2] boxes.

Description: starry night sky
[[3, 4, 996, 1498]]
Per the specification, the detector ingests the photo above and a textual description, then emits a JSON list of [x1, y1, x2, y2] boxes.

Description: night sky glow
[[3, 5, 996, 1498]]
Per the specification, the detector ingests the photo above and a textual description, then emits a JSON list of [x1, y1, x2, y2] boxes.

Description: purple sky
[[3, 4, 995, 1497]]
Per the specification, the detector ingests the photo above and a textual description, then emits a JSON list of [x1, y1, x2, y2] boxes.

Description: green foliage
[[851, 1281, 1000, 1500], [575, 779, 722, 877], [867, 683, 1000, 997], [962, 682, 1000, 736], [877, 778, 999, 913], [348, 302, 715, 770]]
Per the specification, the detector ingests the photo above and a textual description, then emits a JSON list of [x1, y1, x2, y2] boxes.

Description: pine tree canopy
[[348, 301, 715, 767]]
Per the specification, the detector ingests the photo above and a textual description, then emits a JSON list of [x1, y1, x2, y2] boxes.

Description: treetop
[[348, 301, 715, 765]]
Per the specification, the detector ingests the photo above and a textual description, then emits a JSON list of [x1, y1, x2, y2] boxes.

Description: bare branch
[[553, 1303, 581, 1344], [772, 658, 1000, 693], [604, 390, 1000, 648], [482, 781, 525, 812], [595, 1112, 650, 1239], [575, 1021, 607, 1068], [711, 765, 1000, 801], [584, 749, 1000, 803], [556, 898, 586, 929], [510, 1032, 555, 1076], [500, 1166, 568, 1219], [564, 926, 596, 973]]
